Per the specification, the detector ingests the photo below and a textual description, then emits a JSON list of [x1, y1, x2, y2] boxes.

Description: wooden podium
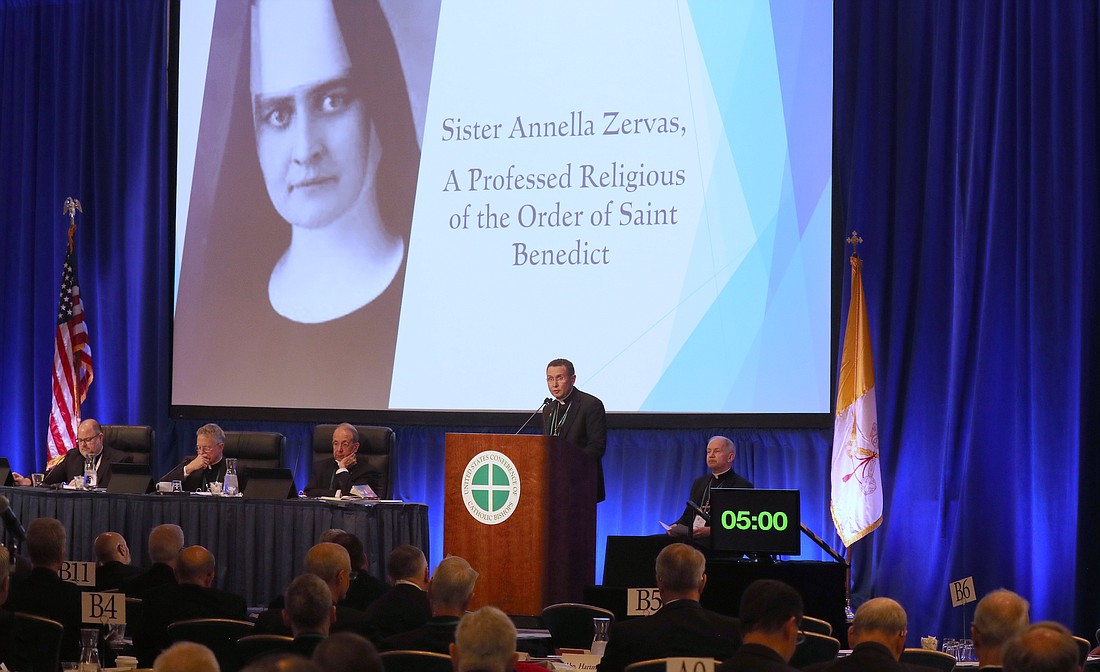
[[444, 433, 597, 616]]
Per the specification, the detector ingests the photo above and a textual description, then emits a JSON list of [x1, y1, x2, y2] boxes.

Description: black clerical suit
[[6, 567, 84, 662], [717, 643, 799, 672], [122, 562, 176, 598], [542, 387, 607, 501], [0, 607, 31, 672], [134, 581, 247, 663], [342, 570, 388, 611], [675, 468, 754, 529], [595, 599, 741, 672], [360, 582, 431, 642], [42, 446, 132, 487], [380, 615, 461, 653], [159, 457, 228, 492], [822, 641, 906, 672], [94, 560, 143, 592], [304, 457, 383, 498]]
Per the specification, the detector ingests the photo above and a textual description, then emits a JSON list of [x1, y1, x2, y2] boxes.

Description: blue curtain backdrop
[[2, 0, 1099, 639]]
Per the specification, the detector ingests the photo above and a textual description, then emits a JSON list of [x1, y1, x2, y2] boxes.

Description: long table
[[0, 486, 429, 606]]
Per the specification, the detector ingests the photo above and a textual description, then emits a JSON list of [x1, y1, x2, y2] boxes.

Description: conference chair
[[789, 632, 841, 670], [800, 615, 833, 636], [168, 618, 254, 672], [224, 431, 285, 470], [625, 659, 716, 672], [1074, 636, 1091, 665], [899, 648, 958, 672], [102, 424, 155, 465], [380, 650, 453, 672], [540, 602, 615, 651], [237, 634, 293, 665], [13, 612, 63, 672], [311, 424, 396, 498]]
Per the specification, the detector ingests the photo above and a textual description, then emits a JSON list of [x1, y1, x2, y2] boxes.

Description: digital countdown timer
[[710, 488, 801, 555]]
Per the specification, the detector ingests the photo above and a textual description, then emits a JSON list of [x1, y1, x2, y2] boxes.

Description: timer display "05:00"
[[719, 510, 789, 532]]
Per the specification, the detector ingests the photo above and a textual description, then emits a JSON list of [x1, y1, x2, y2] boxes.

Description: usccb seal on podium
[[461, 451, 521, 525]]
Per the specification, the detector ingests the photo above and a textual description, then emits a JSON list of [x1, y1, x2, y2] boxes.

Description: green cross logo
[[461, 451, 521, 525], [470, 463, 511, 513]]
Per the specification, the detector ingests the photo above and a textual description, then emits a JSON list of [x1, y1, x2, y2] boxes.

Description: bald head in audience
[[972, 589, 1030, 668], [149, 524, 185, 566], [154, 641, 220, 672], [93, 531, 133, 566], [451, 606, 518, 672], [176, 546, 217, 587], [429, 555, 479, 617], [1003, 622, 1080, 672], [311, 632, 382, 672], [849, 597, 908, 660]]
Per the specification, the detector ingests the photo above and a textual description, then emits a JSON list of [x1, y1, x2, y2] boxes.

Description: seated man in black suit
[[0, 546, 31, 672], [972, 589, 1030, 671], [92, 531, 143, 591], [123, 523, 185, 597], [5, 517, 84, 661], [542, 358, 607, 502], [381, 555, 478, 652], [159, 423, 229, 492], [361, 545, 431, 642], [134, 545, 247, 664], [668, 436, 753, 539], [283, 574, 336, 658], [330, 532, 387, 611], [14, 418, 133, 487], [596, 543, 741, 672], [1003, 622, 1080, 672], [821, 598, 907, 672], [304, 423, 383, 498], [717, 580, 803, 672], [254, 542, 371, 638]]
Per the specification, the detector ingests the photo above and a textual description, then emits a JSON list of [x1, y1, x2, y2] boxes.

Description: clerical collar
[[556, 389, 575, 405], [711, 467, 731, 479]]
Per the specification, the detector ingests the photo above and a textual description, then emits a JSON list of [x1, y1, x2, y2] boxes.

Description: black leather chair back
[[540, 602, 615, 651], [380, 650, 453, 672], [102, 424, 154, 465], [790, 632, 841, 670], [311, 424, 394, 498], [223, 431, 285, 470], [168, 618, 254, 672], [14, 612, 63, 672], [237, 634, 292, 666]]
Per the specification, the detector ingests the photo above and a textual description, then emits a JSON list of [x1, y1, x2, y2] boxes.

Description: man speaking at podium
[[541, 358, 606, 502]]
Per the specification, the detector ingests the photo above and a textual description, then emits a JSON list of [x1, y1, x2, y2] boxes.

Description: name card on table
[[82, 591, 126, 624], [949, 576, 977, 607], [560, 654, 602, 671], [626, 587, 662, 616], [60, 561, 96, 587], [665, 659, 715, 672]]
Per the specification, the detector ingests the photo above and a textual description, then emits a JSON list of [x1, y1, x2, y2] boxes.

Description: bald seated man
[[124, 523, 185, 597], [255, 543, 372, 638], [135, 545, 247, 664], [972, 589, 1030, 670], [93, 531, 142, 591], [14, 418, 132, 487], [1003, 622, 1081, 672], [822, 598, 908, 672]]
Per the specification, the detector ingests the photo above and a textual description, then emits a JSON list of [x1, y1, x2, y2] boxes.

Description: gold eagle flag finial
[[62, 197, 83, 250]]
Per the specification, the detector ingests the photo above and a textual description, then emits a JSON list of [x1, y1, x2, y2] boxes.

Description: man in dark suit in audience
[[381, 555, 478, 653], [93, 531, 142, 591], [283, 574, 336, 658], [14, 418, 133, 487], [123, 523, 185, 597], [360, 545, 431, 642], [542, 358, 607, 502], [254, 542, 371, 638], [668, 436, 753, 539], [972, 589, 1030, 671], [134, 545, 247, 664], [304, 423, 384, 498], [5, 517, 84, 661], [1003, 622, 1080, 672], [821, 598, 907, 672], [717, 580, 803, 672], [330, 532, 387, 611], [158, 423, 230, 492], [596, 543, 741, 672], [0, 546, 31, 672]]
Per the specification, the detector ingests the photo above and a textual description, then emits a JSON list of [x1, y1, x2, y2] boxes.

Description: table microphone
[[686, 499, 711, 524], [0, 496, 26, 542], [515, 398, 553, 435]]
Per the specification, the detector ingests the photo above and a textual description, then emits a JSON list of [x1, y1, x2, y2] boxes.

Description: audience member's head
[[241, 654, 322, 672], [26, 517, 66, 569], [154, 641, 220, 672], [655, 542, 707, 601], [312, 632, 383, 672], [738, 579, 805, 662], [0, 546, 10, 606], [93, 531, 132, 566], [1003, 622, 1080, 672], [451, 606, 518, 672], [283, 574, 335, 637], [972, 589, 1030, 667], [429, 555, 478, 616], [304, 542, 352, 601], [330, 532, 367, 571], [387, 544, 428, 587], [318, 528, 347, 544], [149, 523, 185, 565], [849, 597, 908, 660], [176, 545, 217, 587]]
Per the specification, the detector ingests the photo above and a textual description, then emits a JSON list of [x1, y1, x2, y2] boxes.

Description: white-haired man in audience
[[124, 523, 185, 597], [822, 597, 907, 672], [1003, 622, 1081, 672], [382, 555, 479, 652], [451, 606, 544, 672], [154, 641, 220, 672], [283, 574, 336, 658], [972, 589, 1030, 670]]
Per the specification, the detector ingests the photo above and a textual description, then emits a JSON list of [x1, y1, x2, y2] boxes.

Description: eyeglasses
[[546, 375, 571, 383], [76, 433, 102, 445], [796, 630, 807, 645]]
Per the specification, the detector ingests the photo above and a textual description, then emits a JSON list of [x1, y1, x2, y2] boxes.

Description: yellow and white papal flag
[[830, 253, 882, 547]]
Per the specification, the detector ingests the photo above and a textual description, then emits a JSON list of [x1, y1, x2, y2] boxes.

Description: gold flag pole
[[842, 228, 863, 624]]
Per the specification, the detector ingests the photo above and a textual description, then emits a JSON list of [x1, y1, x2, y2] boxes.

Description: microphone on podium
[[686, 499, 711, 524], [515, 398, 554, 435]]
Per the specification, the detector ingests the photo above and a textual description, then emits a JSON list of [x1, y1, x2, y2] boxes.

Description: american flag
[[47, 228, 94, 460]]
